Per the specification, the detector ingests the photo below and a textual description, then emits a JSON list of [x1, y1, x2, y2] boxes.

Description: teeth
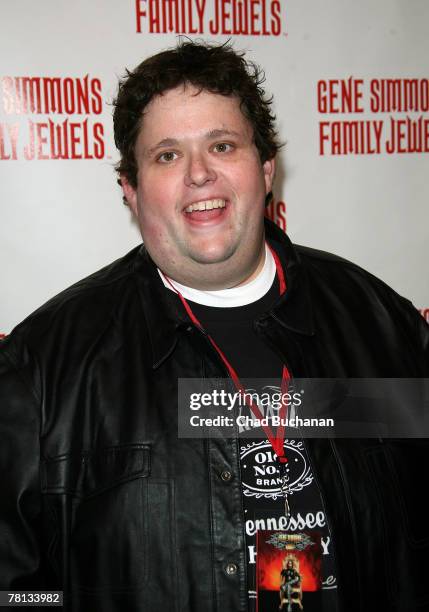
[[184, 199, 226, 213]]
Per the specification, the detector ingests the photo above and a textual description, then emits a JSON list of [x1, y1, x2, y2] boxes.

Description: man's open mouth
[[183, 199, 226, 213], [183, 199, 228, 222]]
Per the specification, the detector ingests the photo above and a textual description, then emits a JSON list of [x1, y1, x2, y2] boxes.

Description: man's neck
[[158, 243, 276, 308]]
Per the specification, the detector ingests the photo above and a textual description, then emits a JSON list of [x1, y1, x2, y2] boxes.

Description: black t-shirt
[[173, 280, 339, 611]]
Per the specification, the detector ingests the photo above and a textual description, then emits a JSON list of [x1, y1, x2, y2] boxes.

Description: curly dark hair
[[113, 39, 282, 189]]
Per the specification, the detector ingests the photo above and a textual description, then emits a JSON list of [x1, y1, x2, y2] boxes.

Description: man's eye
[[213, 143, 233, 153], [157, 151, 177, 163]]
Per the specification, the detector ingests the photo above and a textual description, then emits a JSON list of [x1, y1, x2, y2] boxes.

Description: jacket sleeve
[[0, 334, 44, 588]]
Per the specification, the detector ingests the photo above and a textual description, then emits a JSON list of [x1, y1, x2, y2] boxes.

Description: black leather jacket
[[1, 220, 428, 612]]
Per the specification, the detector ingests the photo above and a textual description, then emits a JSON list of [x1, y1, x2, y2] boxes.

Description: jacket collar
[[134, 218, 314, 368], [264, 219, 315, 337], [133, 248, 189, 369]]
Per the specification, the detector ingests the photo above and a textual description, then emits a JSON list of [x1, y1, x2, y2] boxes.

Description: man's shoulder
[[295, 242, 375, 272], [293, 242, 428, 342], [295, 242, 406, 299], [272, 219, 421, 325], [268, 219, 404, 301], [8, 245, 145, 347]]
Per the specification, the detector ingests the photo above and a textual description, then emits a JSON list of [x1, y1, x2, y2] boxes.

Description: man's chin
[[189, 255, 236, 279], [187, 245, 236, 267], [180, 255, 259, 290]]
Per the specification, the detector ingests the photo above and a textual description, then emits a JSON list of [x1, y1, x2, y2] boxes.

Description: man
[[280, 556, 302, 611], [0, 40, 428, 612]]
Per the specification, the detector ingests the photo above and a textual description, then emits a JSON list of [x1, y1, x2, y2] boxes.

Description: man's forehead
[[137, 87, 253, 148], [142, 85, 244, 119]]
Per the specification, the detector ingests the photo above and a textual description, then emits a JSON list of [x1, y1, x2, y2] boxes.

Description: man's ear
[[263, 157, 276, 194], [120, 174, 139, 217]]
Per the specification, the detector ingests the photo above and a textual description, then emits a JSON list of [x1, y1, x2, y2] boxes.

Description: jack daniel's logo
[[240, 439, 313, 500]]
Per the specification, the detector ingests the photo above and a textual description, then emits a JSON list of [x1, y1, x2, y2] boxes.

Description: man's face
[[122, 84, 275, 289]]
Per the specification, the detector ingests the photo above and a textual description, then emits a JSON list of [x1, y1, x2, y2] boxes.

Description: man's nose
[[184, 152, 217, 187]]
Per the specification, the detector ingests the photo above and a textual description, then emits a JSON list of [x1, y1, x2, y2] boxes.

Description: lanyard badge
[[256, 529, 323, 611]]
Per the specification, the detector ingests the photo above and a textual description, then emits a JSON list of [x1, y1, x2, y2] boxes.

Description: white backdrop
[[1, 0, 428, 334]]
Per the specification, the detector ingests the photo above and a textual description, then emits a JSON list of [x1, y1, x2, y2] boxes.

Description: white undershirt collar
[[158, 243, 275, 308]]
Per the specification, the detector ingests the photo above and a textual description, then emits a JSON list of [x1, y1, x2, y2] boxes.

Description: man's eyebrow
[[206, 128, 242, 139], [146, 138, 179, 156], [146, 129, 243, 156]]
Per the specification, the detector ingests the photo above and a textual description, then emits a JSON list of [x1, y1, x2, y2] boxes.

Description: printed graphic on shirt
[[256, 530, 322, 612], [241, 439, 313, 500]]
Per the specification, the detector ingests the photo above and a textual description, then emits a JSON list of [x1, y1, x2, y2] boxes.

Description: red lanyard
[[164, 245, 291, 464]]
